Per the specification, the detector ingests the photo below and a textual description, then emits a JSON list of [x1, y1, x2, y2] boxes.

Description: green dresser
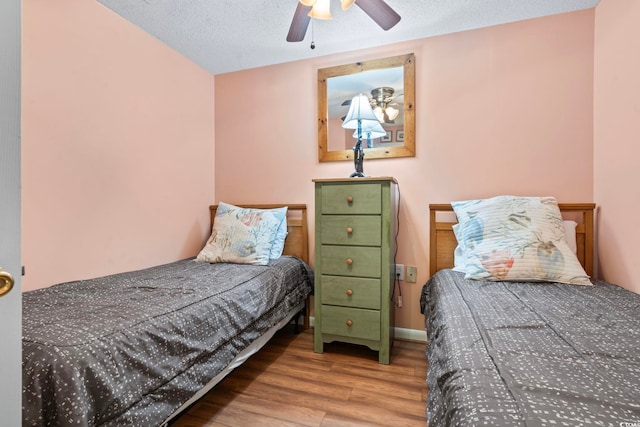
[[313, 177, 397, 364]]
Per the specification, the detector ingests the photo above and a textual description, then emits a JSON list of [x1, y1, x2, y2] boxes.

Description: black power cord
[[391, 183, 402, 307]]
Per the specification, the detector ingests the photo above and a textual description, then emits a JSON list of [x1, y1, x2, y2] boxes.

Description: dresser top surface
[[312, 177, 397, 184]]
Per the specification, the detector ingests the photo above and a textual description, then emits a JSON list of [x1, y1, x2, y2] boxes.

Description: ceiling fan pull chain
[[310, 18, 316, 49]]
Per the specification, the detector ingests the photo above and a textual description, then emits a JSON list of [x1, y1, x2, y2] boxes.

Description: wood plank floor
[[171, 326, 428, 426]]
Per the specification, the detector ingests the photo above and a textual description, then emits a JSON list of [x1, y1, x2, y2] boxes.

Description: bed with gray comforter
[[23, 256, 313, 426], [421, 269, 640, 426]]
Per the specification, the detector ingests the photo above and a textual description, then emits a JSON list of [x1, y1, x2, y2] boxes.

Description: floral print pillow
[[196, 202, 285, 265], [452, 195, 591, 286]]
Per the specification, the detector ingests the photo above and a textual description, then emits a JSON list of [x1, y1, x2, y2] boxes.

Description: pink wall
[[21, 2, 605, 330], [594, 0, 640, 293], [22, 0, 215, 291], [215, 10, 595, 331]]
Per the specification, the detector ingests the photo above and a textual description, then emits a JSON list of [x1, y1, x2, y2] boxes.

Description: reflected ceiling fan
[[341, 87, 401, 124], [286, 0, 401, 44]]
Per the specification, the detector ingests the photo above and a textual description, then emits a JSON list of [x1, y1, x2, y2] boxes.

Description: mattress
[[420, 269, 640, 426], [23, 256, 313, 426]]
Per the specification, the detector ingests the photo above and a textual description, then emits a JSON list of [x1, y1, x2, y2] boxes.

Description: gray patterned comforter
[[23, 256, 313, 426], [421, 269, 640, 426]]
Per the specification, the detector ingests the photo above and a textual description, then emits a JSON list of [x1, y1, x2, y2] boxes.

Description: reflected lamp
[[353, 120, 386, 149]]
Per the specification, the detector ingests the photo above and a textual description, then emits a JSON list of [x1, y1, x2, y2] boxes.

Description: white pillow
[[196, 202, 285, 265], [452, 223, 467, 273], [453, 219, 578, 268], [269, 207, 289, 259], [563, 220, 577, 255], [452, 196, 590, 286]]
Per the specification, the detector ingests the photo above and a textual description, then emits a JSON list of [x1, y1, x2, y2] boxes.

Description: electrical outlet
[[406, 266, 417, 283], [395, 264, 405, 281]]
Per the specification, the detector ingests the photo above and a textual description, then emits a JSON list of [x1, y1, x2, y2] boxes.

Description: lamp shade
[[342, 94, 379, 130], [353, 120, 386, 139], [340, 0, 356, 10], [308, 0, 332, 19], [373, 105, 400, 123], [385, 106, 399, 121]]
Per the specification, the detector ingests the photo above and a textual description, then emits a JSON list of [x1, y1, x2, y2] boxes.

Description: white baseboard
[[308, 317, 427, 343], [394, 327, 428, 342]]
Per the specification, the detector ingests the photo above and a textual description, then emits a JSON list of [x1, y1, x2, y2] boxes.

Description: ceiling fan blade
[[341, 99, 352, 106], [355, 0, 401, 31], [287, 3, 312, 42]]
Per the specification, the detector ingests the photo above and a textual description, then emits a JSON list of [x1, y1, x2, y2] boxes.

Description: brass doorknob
[[0, 268, 15, 297]]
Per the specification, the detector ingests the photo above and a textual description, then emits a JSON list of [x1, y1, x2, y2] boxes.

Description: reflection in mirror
[[318, 53, 415, 162]]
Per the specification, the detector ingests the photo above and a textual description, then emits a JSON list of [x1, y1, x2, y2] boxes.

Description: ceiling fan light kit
[[369, 86, 400, 123], [373, 106, 398, 123], [307, 0, 333, 20], [286, 0, 401, 43], [340, 0, 356, 10], [299, 0, 355, 11]]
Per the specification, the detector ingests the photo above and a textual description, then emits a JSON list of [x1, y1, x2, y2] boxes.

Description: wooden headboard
[[209, 204, 309, 264], [429, 203, 595, 277]]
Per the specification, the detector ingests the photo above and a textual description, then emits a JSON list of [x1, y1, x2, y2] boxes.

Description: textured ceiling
[[97, 0, 600, 75]]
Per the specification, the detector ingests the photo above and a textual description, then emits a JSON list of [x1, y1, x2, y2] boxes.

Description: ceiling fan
[[341, 87, 401, 123], [286, 0, 401, 43]]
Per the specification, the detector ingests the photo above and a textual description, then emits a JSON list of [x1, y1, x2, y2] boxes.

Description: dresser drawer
[[320, 245, 381, 278], [320, 276, 381, 309], [321, 183, 381, 214], [320, 215, 381, 246], [321, 305, 381, 341]]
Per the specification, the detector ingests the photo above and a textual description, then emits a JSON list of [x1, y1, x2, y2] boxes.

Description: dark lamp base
[[350, 139, 365, 178]]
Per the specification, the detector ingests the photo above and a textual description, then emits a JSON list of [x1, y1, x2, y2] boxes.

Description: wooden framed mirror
[[318, 53, 415, 162]]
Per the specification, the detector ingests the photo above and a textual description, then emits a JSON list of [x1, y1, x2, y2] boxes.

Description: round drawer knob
[[346, 289, 353, 296], [346, 196, 353, 203], [346, 320, 353, 327], [346, 227, 353, 234], [346, 258, 353, 266]]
